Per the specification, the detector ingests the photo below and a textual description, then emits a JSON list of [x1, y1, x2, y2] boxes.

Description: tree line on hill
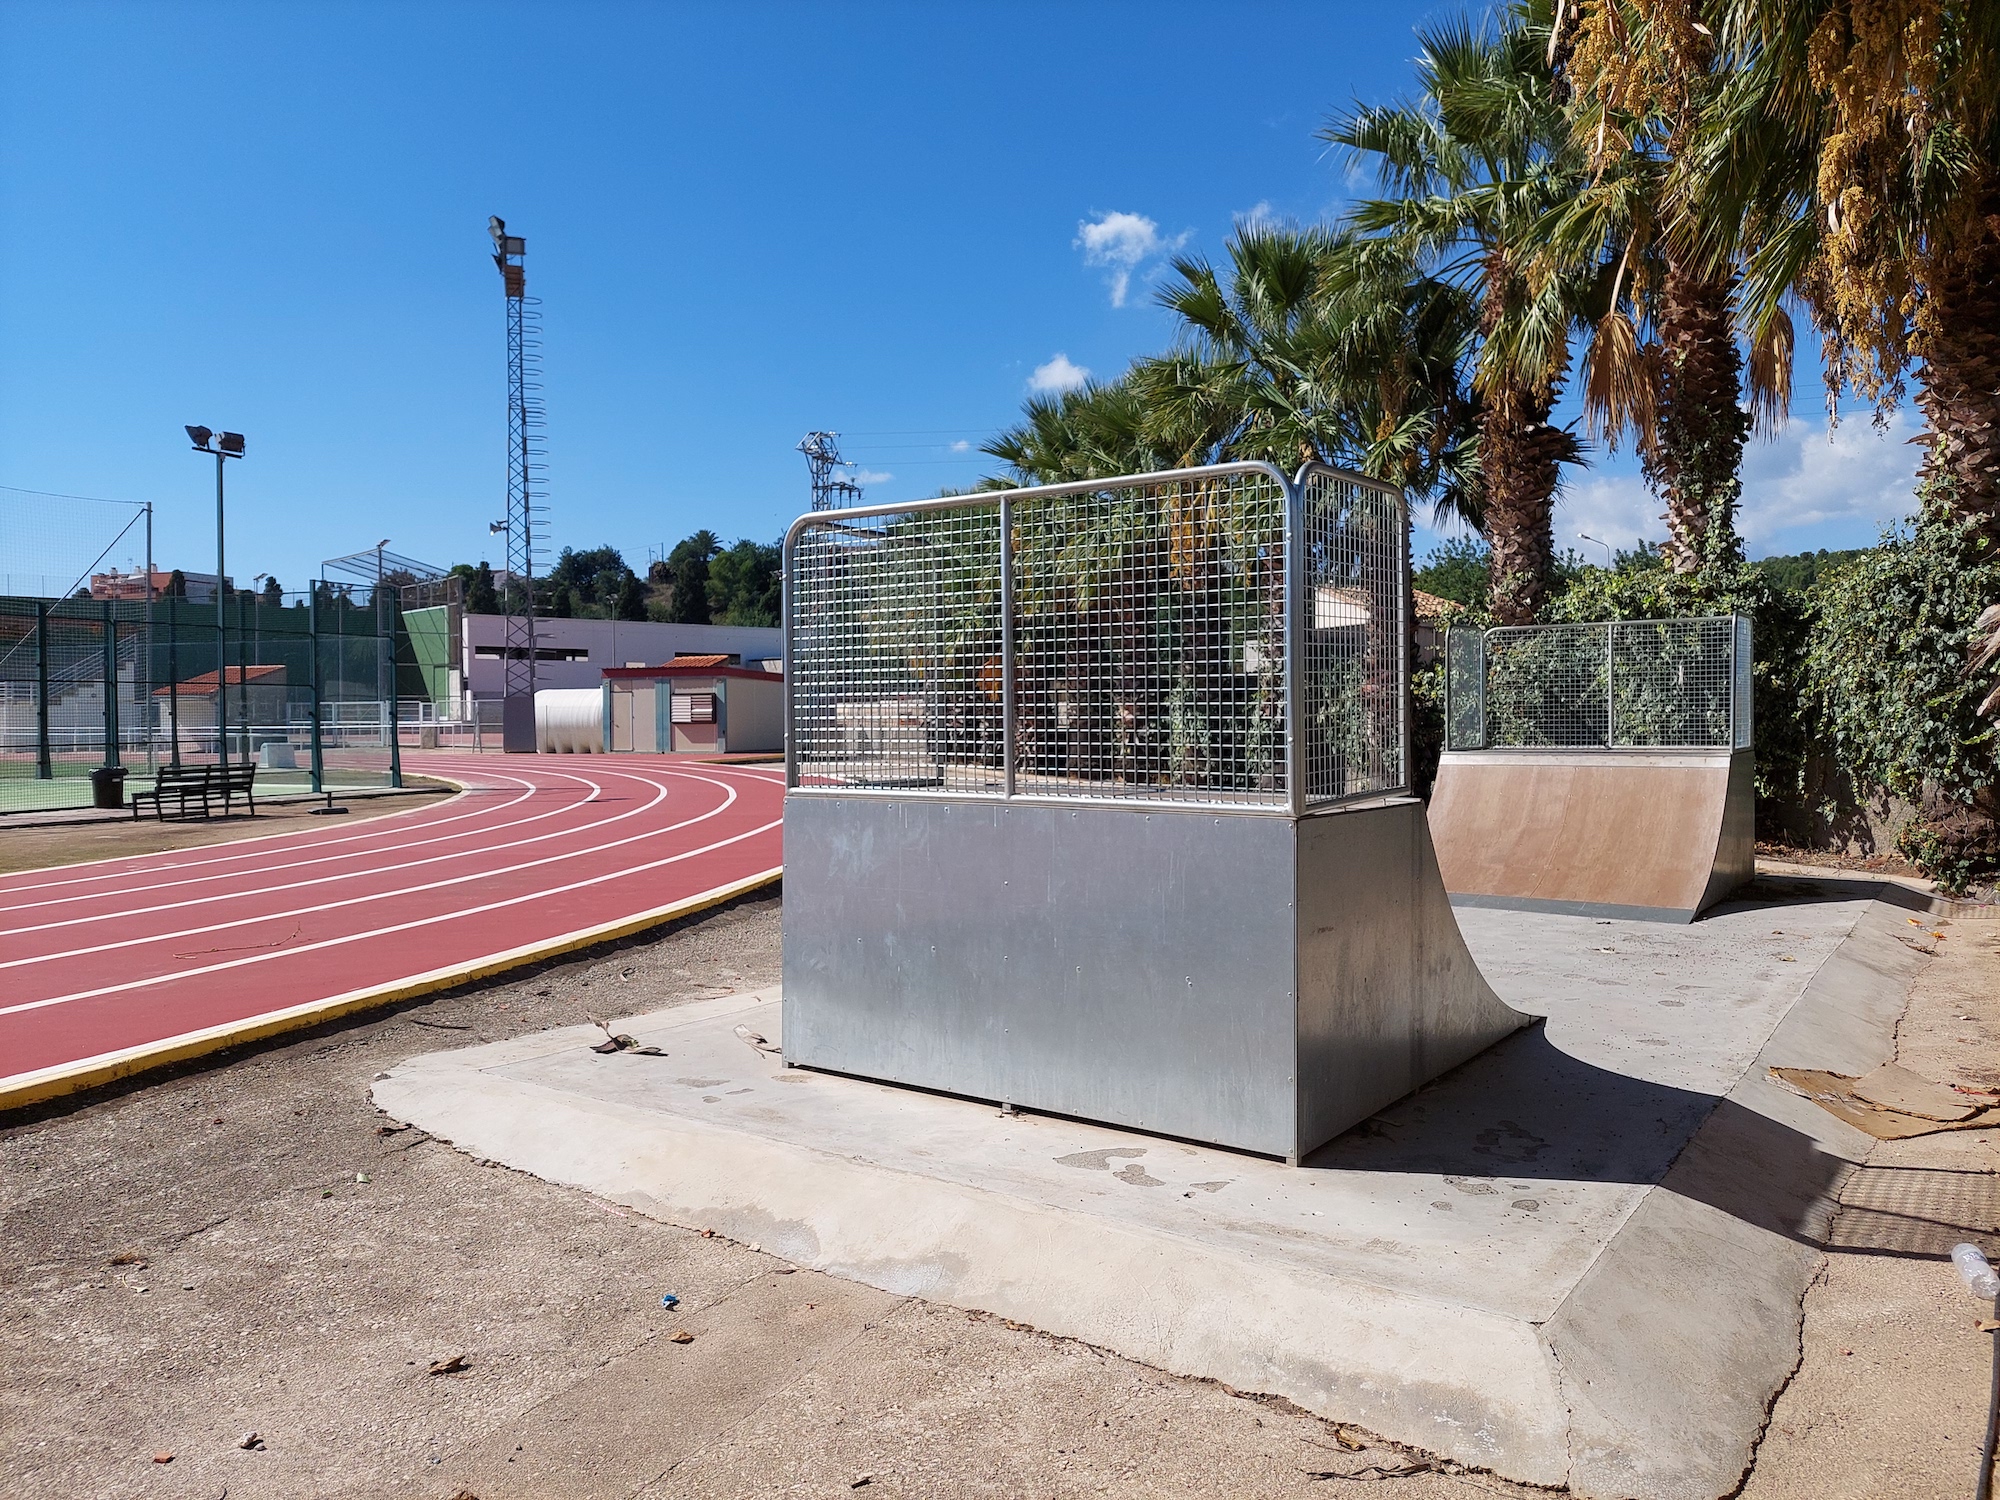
[[448, 534, 780, 628]]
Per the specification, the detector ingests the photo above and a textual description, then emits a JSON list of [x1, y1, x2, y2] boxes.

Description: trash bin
[[90, 766, 127, 809]]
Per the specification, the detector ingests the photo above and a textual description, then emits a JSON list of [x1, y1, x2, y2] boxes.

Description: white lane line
[[0, 756, 777, 895], [0, 767, 625, 922], [0, 864, 785, 1098], [0, 769, 743, 974], [0, 770, 526, 894], [0, 811, 783, 1017]]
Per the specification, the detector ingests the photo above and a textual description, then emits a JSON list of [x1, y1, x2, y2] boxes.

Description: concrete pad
[[374, 894, 1925, 1499]]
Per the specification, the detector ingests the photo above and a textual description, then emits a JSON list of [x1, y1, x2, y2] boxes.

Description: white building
[[460, 614, 782, 703]]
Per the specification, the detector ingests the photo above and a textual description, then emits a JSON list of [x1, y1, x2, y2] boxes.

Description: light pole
[[375, 539, 403, 787], [186, 427, 245, 765], [1578, 532, 1614, 570]]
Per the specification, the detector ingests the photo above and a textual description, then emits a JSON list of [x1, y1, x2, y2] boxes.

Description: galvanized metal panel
[[1293, 800, 1524, 1156], [783, 795, 1300, 1156], [784, 793, 1528, 1159]]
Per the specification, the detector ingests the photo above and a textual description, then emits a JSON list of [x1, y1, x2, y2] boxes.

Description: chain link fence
[[0, 588, 421, 814], [1444, 615, 1752, 751], [784, 461, 1408, 812]]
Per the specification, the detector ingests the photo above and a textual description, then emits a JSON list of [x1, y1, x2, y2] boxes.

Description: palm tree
[[982, 226, 1482, 529], [1323, 4, 1588, 623], [1146, 226, 1484, 527], [1553, 0, 1777, 573], [981, 379, 1172, 485], [1692, 0, 2000, 532]]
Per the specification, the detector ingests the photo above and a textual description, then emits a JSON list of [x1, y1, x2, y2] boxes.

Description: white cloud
[[850, 468, 893, 486], [1028, 353, 1091, 395], [949, 439, 972, 453], [1075, 210, 1189, 307], [1236, 200, 1279, 232], [1554, 411, 1922, 559]]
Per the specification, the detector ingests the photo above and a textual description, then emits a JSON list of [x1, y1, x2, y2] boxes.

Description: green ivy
[[1807, 495, 2000, 890]]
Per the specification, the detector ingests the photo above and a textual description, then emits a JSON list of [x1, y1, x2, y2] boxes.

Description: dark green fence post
[[386, 597, 404, 788], [102, 602, 121, 768], [34, 600, 55, 780], [308, 590, 324, 793], [166, 592, 181, 770], [34, 601, 52, 780], [237, 592, 251, 767]]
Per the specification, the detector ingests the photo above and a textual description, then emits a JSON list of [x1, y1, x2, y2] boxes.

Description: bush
[[1808, 497, 2000, 891]]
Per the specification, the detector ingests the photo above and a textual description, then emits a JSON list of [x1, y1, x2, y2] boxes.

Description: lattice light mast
[[797, 431, 863, 511], [489, 216, 546, 751]]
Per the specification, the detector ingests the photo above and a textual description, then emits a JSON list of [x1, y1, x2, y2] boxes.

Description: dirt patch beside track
[[0, 784, 455, 876]]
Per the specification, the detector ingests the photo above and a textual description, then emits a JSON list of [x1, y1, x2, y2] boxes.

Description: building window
[[671, 692, 718, 724], [472, 645, 591, 662]]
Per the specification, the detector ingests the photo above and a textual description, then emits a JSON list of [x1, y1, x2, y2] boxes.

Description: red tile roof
[[154, 665, 288, 696]]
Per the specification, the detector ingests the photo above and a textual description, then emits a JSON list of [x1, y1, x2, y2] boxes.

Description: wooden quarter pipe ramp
[[1428, 748, 1754, 922]]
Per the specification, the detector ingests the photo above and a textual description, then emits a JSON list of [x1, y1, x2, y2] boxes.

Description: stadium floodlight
[[184, 422, 246, 770]]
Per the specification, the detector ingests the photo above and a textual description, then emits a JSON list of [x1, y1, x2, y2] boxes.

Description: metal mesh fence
[[0, 588, 412, 814], [788, 503, 1004, 793], [0, 597, 151, 804], [1009, 470, 1286, 803], [1444, 616, 1750, 751], [1297, 468, 1406, 803], [786, 462, 1408, 812]]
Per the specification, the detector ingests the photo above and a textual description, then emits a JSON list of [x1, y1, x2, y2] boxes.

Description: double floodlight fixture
[[186, 425, 246, 457], [487, 215, 525, 257]]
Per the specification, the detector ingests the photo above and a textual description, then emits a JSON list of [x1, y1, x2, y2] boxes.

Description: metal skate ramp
[[1430, 747, 1753, 922], [1432, 617, 1755, 922]]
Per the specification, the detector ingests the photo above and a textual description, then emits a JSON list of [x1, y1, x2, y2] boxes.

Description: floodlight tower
[[797, 431, 863, 511], [489, 215, 546, 751]]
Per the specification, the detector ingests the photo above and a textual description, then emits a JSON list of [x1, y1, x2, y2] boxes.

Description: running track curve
[[0, 753, 784, 1106]]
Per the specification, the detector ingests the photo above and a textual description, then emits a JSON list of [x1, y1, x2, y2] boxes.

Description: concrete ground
[[4, 883, 1998, 1499]]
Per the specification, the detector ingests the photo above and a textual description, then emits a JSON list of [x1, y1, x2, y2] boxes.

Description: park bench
[[129, 763, 259, 822]]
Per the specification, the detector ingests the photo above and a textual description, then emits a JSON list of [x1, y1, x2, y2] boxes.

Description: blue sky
[[1, 2, 1920, 597]]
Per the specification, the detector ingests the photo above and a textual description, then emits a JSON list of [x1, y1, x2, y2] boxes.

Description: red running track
[[0, 753, 784, 1103]]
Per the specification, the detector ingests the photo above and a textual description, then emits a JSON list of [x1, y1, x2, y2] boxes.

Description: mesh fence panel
[[1445, 617, 1749, 750], [788, 504, 1004, 792], [1008, 471, 1287, 803], [1297, 468, 1405, 804], [0, 589, 405, 812], [787, 463, 1407, 810], [1445, 627, 1484, 751], [0, 597, 151, 803]]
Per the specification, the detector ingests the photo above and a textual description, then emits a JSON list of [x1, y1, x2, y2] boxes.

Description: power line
[[0, 483, 149, 508]]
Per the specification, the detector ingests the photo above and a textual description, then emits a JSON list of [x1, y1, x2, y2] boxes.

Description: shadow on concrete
[[1724, 873, 1942, 919], [1307, 1022, 1850, 1245]]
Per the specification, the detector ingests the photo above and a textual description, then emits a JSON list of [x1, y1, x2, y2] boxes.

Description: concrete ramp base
[[1429, 748, 1754, 922], [376, 896, 1921, 1498]]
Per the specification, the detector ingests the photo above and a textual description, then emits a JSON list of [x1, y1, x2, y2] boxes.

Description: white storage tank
[[535, 688, 605, 754]]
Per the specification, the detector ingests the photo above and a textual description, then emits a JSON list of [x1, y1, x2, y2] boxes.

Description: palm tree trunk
[[1650, 267, 1750, 573], [1917, 185, 2000, 534], [1482, 381, 1567, 625]]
